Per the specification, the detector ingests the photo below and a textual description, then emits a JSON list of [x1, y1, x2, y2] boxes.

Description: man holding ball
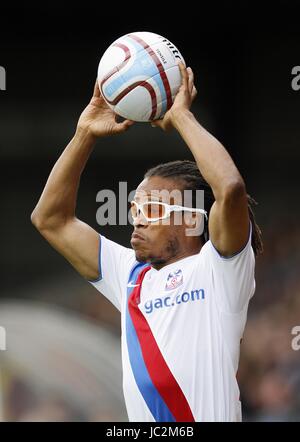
[[31, 63, 262, 422]]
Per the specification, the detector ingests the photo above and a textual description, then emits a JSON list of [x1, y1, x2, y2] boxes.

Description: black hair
[[144, 159, 263, 256]]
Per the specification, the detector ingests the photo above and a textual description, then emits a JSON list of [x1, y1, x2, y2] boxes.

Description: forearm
[[31, 127, 96, 228], [173, 111, 245, 200]]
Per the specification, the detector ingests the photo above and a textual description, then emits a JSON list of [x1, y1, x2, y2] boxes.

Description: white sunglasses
[[130, 200, 207, 223]]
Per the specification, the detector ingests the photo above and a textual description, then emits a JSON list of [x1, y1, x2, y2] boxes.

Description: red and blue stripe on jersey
[[126, 262, 195, 422]]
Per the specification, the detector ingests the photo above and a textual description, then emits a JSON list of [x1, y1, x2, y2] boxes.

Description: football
[[97, 32, 185, 122]]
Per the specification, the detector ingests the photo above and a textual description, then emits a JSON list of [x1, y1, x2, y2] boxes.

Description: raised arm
[[31, 81, 134, 280], [153, 64, 249, 257]]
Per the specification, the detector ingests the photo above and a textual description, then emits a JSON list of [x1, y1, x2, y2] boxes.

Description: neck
[[151, 243, 203, 270]]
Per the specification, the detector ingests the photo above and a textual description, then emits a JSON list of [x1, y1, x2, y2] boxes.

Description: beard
[[134, 236, 180, 266]]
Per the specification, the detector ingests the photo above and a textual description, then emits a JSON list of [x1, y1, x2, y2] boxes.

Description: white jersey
[[89, 228, 255, 422]]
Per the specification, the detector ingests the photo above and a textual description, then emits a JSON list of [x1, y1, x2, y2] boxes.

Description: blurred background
[[0, 3, 300, 421]]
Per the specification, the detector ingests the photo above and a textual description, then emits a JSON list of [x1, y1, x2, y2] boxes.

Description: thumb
[[116, 119, 135, 132], [150, 120, 162, 128], [93, 79, 101, 98]]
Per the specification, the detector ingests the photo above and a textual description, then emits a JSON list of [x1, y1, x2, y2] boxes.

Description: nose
[[133, 208, 148, 227]]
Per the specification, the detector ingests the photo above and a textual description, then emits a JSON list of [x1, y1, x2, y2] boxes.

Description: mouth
[[131, 232, 146, 244]]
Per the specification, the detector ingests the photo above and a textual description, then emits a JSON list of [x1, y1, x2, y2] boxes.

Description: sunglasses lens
[[130, 202, 138, 219], [143, 203, 165, 219]]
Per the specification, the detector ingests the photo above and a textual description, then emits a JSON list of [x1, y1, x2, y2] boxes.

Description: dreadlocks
[[144, 160, 263, 256]]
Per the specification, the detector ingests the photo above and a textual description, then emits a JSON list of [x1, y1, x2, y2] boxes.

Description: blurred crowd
[[1, 373, 124, 421], [1, 375, 124, 422], [239, 218, 300, 421]]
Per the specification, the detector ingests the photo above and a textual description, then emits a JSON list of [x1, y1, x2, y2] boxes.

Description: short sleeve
[[205, 224, 256, 314], [88, 235, 136, 311]]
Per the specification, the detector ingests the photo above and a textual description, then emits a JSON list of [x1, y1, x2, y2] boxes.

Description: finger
[[93, 79, 101, 98], [178, 61, 189, 89], [116, 119, 135, 132], [151, 119, 163, 128], [187, 67, 194, 94]]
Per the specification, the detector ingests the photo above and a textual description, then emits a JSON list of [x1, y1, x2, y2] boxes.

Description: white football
[[97, 31, 185, 122]]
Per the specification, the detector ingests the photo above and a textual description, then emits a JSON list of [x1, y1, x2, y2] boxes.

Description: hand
[[77, 80, 134, 138], [151, 63, 197, 131]]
